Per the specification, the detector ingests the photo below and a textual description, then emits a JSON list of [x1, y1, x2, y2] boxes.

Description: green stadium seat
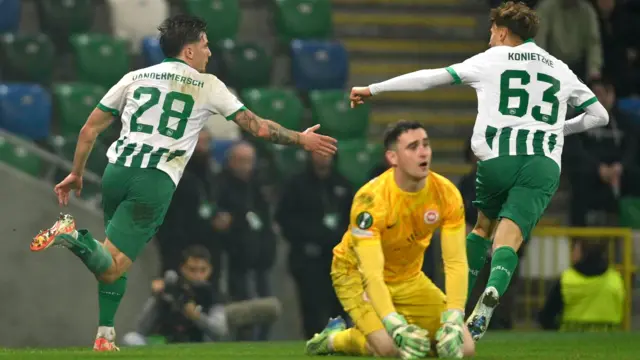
[[219, 40, 272, 89], [52, 83, 106, 137], [241, 88, 304, 130], [183, 0, 240, 43], [37, 0, 94, 46], [70, 34, 129, 88], [336, 138, 380, 188], [0, 33, 55, 84], [0, 135, 42, 176], [309, 90, 370, 140], [619, 197, 640, 229], [274, 0, 333, 42]]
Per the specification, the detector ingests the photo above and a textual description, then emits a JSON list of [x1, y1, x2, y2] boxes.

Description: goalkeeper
[[305, 121, 475, 359]]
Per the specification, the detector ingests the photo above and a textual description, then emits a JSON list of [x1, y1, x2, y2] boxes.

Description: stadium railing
[[0, 128, 102, 207], [520, 226, 636, 330]]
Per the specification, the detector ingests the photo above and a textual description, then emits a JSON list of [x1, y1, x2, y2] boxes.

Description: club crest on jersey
[[424, 210, 439, 224]]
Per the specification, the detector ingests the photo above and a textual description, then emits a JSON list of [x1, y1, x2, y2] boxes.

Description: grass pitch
[[1, 332, 638, 359]]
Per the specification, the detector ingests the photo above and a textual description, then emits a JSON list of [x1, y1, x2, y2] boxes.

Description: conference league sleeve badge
[[355, 211, 373, 230], [351, 211, 375, 238]]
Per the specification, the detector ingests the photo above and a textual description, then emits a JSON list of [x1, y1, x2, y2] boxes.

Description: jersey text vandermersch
[[97, 58, 245, 185]]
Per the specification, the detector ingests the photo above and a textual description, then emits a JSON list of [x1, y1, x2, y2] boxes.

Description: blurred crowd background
[[0, 0, 639, 347]]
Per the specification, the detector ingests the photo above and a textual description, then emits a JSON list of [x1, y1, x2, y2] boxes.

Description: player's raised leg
[[466, 218, 520, 342], [31, 215, 129, 351], [463, 154, 515, 341], [31, 164, 175, 350], [30, 210, 116, 273], [94, 164, 175, 350], [467, 156, 560, 341]]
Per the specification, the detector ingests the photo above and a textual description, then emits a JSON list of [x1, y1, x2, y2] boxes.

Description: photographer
[[123, 245, 282, 345]]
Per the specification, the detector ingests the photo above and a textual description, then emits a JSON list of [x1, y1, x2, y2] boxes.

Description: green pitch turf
[[1, 332, 639, 359]]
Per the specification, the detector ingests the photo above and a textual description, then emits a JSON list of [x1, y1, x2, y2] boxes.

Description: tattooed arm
[[233, 109, 301, 146], [231, 108, 337, 156]]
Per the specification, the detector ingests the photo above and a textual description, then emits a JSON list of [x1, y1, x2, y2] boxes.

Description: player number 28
[[498, 70, 560, 125], [130, 86, 195, 140]]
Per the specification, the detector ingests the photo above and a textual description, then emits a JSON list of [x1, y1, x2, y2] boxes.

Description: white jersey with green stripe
[[98, 58, 245, 185], [446, 40, 597, 170]]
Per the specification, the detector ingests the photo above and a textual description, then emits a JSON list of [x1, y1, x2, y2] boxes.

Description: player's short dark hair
[[383, 120, 427, 150], [158, 14, 207, 58], [490, 1, 540, 41], [181, 245, 211, 264]]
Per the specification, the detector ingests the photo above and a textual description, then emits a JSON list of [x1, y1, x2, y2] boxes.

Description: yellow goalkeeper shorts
[[331, 257, 446, 338]]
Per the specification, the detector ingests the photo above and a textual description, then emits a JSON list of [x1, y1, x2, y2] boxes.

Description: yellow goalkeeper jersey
[[333, 168, 468, 310]]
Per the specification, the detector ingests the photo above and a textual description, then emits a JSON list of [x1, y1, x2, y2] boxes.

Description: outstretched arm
[[350, 52, 486, 107], [350, 69, 454, 107], [368, 68, 455, 95], [232, 109, 337, 156], [232, 109, 301, 146], [208, 76, 337, 155]]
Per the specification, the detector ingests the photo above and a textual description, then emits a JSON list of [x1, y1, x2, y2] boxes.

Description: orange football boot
[[30, 213, 76, 252], [93, 337, 120, 352]]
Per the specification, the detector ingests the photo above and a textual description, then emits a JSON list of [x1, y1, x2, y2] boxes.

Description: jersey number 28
[[130, 86, 195, 140], [498, 70, 560, 125]]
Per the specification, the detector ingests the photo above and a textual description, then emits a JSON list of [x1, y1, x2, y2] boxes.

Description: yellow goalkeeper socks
[[466, 233, 492, 300], [332, 328, 370, 356]]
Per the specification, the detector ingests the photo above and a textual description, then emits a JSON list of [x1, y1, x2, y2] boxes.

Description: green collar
[[162, 57, 188, 65], [524, 38, 535, 44]]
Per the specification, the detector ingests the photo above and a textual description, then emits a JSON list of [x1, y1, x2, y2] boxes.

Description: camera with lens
[[158, 270, 214, 313]]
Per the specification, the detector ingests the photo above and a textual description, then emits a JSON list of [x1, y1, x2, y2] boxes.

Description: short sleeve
[[206, 76, 246, 120], [445, 51, 488, 86], [442, 182, 465, 230], [349, 190, 386, 243], [97, 73, 132, 117], [568, 73, 598, 111]]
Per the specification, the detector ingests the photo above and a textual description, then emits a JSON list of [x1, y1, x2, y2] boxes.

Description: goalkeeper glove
[[382, 313, 431, 359], [435, 310, 465, 359]]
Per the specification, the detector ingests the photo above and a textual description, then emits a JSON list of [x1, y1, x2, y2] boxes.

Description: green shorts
[[473, 155, 560, 240], [101, 163, 176, 261]]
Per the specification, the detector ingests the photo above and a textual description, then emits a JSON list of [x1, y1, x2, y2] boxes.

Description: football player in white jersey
[[29, 15, 337, 351], [348, 1, 609, 343]]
